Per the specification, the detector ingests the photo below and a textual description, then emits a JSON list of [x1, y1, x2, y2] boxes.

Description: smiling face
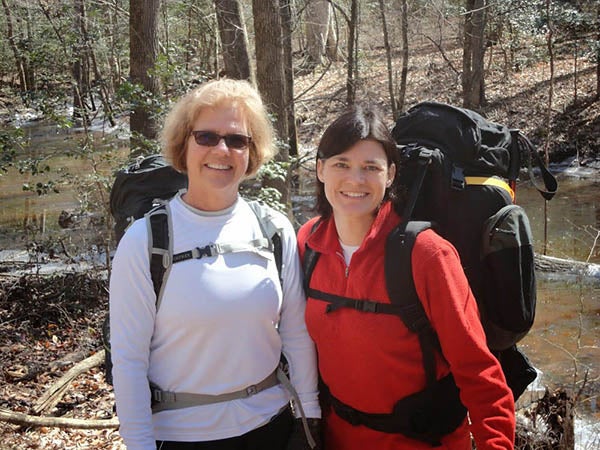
[[317, 139, 396, 223], [183, 101, 250, 211]]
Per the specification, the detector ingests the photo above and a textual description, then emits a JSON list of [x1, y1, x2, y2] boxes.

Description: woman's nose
[[347, 167, 365, 182], [211, 138, 230, 152]]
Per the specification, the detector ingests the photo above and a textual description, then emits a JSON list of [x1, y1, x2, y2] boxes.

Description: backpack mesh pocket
[[481, 204, 536, 350]]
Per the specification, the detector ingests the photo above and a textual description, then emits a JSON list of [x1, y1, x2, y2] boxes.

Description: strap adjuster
[[246, 384, 258, 396], [192, 244, 217, 259], [357, 301, 378, 313]]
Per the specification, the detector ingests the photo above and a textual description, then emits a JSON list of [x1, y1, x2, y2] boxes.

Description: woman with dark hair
[[297, 105, 515, 449]]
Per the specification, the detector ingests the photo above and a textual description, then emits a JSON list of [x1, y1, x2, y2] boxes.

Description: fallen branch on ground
[[32, 350, 105, 415], [0, 408, 119, 429]]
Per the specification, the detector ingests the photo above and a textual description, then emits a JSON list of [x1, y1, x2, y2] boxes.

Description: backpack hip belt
[[150, 365, 319, 449], [150, 368, 281, 413], [323, 373, 466, 447]]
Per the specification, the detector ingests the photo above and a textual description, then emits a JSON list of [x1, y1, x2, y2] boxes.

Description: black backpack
[[390, 101, 557, 357], [103, 155, 283, 385], [109, 154, 188, 244], [302, 102, 558, 445]]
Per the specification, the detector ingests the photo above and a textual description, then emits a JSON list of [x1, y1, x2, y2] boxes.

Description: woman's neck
[[333, 214, 375, 246], [182, 189, 238, 212]]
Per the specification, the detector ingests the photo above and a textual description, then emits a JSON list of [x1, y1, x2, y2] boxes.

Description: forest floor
[[0, 45, 598, 449]]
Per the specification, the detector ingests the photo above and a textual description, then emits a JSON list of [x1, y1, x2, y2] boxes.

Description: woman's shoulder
[[112, 216, 150, 265], [297, 216, 322, 242], [413, 227, 460, 260]]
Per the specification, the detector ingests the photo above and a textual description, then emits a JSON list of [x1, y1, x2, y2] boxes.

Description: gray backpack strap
[[145, 200, 173, 311], [171, 238, 272, 263], [247, 200, 284, 285], [277, 367, 318, 449], [150, 368, 280, 413]]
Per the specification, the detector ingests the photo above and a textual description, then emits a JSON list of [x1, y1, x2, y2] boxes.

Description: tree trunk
[[129, 0, 160, 158], [597, 2, 600, 99], [325, 11, 338, 62], [214, 0, 252, 81], [346, 0, 359, 105], [281, 0, 298, 157], [463, 0, 487, 109], [462, 0, 474, 103], [1, 0, 30, 93], [252, 0, 291, 209], [378, 0, 396, 118], [542, 0, 555, 255], [304, 0, 331, 70], [398, 0, 409, 114], [73, 0, 90, 127]]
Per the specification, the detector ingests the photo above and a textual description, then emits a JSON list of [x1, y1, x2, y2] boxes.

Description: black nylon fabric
[[392, 102, 515, 178], [390, 102, 543, 402], [109, 155, 188, 244]]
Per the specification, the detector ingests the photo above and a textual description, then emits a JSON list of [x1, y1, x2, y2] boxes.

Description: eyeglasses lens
[[191, 131, 251, 150]]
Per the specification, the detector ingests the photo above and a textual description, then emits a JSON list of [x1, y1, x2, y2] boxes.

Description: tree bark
[[73, 0, 90, 127], [1, 0, 30, 93], [129, 0, 161, 158], [346, 0, 359, 105], [0, 408, 119, 429], [462, 0, 474, 104], [304, 0, 331, 70], [32, 351, 105, 415], [463, 0, 487, 109], [378, 0, 396, 118], [281, 0, 298, 157], [252, 0, 291, 209], [214, 0, 252, 81], [596, 2, 600, 99], [398, 0, 409, 114]]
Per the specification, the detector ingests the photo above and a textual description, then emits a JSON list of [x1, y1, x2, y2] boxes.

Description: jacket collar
[[307, 201, 401, 255]]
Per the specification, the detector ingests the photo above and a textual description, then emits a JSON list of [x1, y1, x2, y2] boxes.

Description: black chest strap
[[306, 288, 405, 315]]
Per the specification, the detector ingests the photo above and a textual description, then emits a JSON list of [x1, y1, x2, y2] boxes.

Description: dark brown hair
[[315, 105, 401, 218]]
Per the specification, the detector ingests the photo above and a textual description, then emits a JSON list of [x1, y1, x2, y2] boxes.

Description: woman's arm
[[109, 219, 158, 450], [277, 216, 321, 420], [413, 230, 515, 450]]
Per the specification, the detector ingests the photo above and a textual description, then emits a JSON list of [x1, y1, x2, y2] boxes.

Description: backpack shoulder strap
[[145, 200, 173, 311], [385, 220, 440, 387], [301, 219, 323, 295], [246, 200, 283, 285]]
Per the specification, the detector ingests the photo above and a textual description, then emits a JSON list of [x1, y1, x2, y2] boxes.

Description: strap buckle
[[356, 300, 378, 313], [451, 165, 465, 190], [192, 244, 217, 259], [246, 384, 258, 396]]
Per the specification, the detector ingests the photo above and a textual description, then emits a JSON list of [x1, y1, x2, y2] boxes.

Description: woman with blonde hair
[[110, 79, 321, 450]]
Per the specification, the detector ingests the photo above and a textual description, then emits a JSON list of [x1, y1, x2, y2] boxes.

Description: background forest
[[0, 0, 599, 449], [0, 0, 598, 218]]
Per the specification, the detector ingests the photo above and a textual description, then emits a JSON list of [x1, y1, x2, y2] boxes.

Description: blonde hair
[[161, 79, 277, 177]]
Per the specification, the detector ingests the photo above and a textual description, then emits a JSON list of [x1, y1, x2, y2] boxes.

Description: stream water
[[0, 122, 598, 447]]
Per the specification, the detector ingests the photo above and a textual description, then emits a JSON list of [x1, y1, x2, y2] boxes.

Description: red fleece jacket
[[297, 201, 515, 450]]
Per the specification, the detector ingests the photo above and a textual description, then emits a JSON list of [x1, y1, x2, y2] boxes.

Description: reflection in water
[[520, 278, 599, 405], [518, 175, 600, 264]]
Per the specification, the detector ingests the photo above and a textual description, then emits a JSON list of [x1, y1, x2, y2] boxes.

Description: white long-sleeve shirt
[[109, 194, 320, 450]]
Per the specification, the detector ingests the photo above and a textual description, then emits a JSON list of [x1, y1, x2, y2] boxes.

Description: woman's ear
[[316, 159, 325, 183], [387, 163, 396, 187]]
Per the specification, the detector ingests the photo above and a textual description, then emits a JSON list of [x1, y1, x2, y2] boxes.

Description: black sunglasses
[[190, 131, 252, 150]]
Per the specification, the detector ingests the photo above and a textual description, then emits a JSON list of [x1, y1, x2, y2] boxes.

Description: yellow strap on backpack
[[465, 176, 515, 203]]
